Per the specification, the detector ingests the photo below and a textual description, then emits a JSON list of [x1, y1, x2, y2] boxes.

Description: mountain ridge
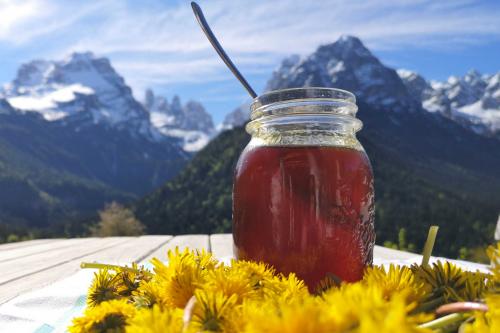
[[1, 52, 217, 152], [222, 36, 499, 138]]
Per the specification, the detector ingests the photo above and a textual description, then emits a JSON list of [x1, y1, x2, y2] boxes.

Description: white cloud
[[0, 0, 44, 39], [0, 0, 113, 44], [1, 0, 499, 90]]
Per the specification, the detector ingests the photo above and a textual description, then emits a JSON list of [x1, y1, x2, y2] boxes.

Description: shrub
[[7, 234, 19, 243], [91, 202, 145, 237]]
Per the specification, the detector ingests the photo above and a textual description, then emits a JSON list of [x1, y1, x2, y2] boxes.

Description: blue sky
[[0, 0, 499, 124]]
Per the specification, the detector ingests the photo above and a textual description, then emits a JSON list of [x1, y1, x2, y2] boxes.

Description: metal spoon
[[191, 1, 257, 98]]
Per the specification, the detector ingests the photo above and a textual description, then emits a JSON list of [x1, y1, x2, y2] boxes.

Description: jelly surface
[[233, 145, 375, 289]]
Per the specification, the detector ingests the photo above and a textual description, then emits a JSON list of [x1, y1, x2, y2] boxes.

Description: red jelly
[[232, 88, 375, 289]]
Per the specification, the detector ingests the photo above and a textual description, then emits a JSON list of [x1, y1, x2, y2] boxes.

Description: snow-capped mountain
[[266, 35, 419, 112], [222, 35, 420, 129], [220, 102, 251, 130], [222, 36, 499, 138], [142, 89, 215, 152], [398, 69, 500, 135], [1, 52, 162, 140], [0, 52, 216, 151]]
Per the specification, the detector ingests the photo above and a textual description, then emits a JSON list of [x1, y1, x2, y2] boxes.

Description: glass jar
[[233, 87, 375, 289]]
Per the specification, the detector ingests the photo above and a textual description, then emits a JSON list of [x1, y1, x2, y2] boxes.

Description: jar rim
[[251, 87, 356, 113], [250, 87, 358, 121]]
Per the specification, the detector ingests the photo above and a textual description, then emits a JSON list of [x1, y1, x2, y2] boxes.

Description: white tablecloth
[[0, 256, 489, 333]]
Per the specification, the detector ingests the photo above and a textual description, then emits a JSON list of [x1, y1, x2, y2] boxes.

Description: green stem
[[422, 226, 439, 267], [80, 262, 140, 273], [419, 313, 467, 332]]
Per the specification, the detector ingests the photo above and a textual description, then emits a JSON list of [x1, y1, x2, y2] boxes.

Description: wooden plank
[[0, 238, 90, 263], [374, 245, 420, 261], [85, 235, 173, 265], [0, 236, 172, 304], [141, 234, 210, 263], [0, 238, 127, 285], [0, 239, 62, 252], [209, 234, 234, 259]]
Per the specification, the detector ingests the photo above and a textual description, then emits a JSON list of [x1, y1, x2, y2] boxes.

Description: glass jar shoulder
[[235, 138, 373, 179]]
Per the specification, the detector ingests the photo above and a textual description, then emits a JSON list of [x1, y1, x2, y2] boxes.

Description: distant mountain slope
[[136, 128, 249, 234], [135, 36, 500, 257], [0, 110, 190, 228]]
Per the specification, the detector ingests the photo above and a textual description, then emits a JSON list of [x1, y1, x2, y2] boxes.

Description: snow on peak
[[399, 69, 500, 135], [143, 89, 215, 151], [0, 53, 216, 152], [266, 35, 417, 112], [0, 52, 160, 141], [7, 84, 94, 120], [396, 69, 416, 79]]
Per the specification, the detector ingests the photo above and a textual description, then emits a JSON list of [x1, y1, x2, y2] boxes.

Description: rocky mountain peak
[[144, 90, 214, 133], [183, 100, 214, 133], [266, 35, 418, 112], [0, 52, 219, 152], [0, 52, 159, 141], [144, 88, 155, 110], [11, 60, 53, 90], [143, 89, 215, 152], [170, 95, 183, 118], [397, 69, 431, 101], [0, 98, 14, 115], [398, 69, 500, 135], [318, 35, 374, 61]]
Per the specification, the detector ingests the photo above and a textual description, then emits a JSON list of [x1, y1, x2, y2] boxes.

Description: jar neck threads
[[246, 88, 363, 148]]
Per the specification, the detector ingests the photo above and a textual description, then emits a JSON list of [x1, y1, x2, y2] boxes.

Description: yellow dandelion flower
[[69, 299, 136, 333], [267, 273, 309, 302], [322, 282, 432, 331], [243, 295, 336, 333], [356, 291, 432, 333], [412, 261, 489, 309], [115, 264, 152, 298], [87, 269, 120, 307], [188, 289, 240, 333], [126, 305, 183, 333], [463, 294, 500, 333], [132, 280, 166, 309], [363, 264, 430, 303], [487, 243, 500, 271], [150, 248, 218, 308], [487, 243, 500, 291], [204, 265, 256, 303], [229, 260, 275, 289]]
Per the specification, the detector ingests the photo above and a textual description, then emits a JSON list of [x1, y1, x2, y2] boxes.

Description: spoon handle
[[191, 2, 257, 98]]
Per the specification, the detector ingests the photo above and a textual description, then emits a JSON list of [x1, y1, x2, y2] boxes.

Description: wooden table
[[0, 234, 420, 305]]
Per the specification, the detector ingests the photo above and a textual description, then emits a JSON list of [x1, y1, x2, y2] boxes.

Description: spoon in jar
[[191, 1, 257, 98]]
